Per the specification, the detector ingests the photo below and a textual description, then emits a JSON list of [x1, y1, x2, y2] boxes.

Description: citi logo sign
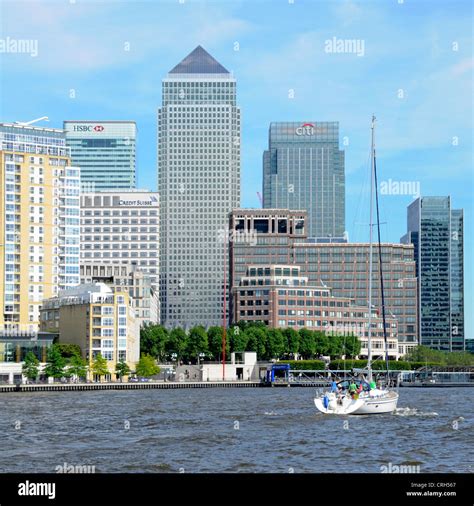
[[73, 124, 105, 132], [295, 123, 315, 136]]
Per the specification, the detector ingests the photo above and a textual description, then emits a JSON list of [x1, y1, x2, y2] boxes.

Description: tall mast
[[368, 116, 376, 382]]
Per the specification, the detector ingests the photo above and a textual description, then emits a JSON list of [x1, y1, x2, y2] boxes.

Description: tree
[[299, 329, 315, 359], [140, 324, 168, 360], [229, 326, 248, 353], [245, 327, 266, 359], [166, 328, 188, 362], [22, 352, 40, 382], [68, 354, 88, 382], [405, 345, 444, 364], [44, 345, 66, 380], [404, 346, 474, 366], [327, 335, 343, 358], [54, 343, 82, 359], [207, 327, 230, 361], [135, 354, 160, 377], [186, 326, 208, 362], [342, 334, 361, 359], [115, 360, 131, 382], [265, 329, 285, 360], [314, 331, 329, 356], [283, 328, 299, 358], [91, 353, 109, 381]]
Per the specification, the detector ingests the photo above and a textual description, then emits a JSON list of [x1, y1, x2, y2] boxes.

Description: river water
[[0, 387, 473, 473]]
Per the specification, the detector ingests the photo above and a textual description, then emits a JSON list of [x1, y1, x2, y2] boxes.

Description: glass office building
[[158, 46, 240, 328], [64, 121, 136, 191], [263, 122, 345, 239], [402, 197, 464, 351]]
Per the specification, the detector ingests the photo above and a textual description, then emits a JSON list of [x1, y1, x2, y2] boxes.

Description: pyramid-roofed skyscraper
[[169, 45, 230, 74], [158, 46, 240, 328]]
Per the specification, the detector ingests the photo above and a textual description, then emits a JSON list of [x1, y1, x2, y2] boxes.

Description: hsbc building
[[64, 120, 136, 191]]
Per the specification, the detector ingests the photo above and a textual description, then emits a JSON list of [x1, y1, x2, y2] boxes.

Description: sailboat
[[314, 116, 399, 415]]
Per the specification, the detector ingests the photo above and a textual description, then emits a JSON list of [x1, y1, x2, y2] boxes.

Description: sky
[[0, 0, 472, 338]]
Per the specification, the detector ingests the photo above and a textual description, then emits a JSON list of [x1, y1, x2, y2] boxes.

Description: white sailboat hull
[[314, 393, 365, 415], [314, 390, 398, 415], [352, 390, 399, 414]]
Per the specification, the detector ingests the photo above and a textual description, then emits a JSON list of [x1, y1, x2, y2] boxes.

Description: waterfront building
[[40, 283, 139, 378], [80, 263, 159, 326], [158, 45, 240, 328], [233, 265, 399, 359], [0, 329, 55, 384], [80, 190, 159, 293], [0, 122, 81, 332], [401, 197, 464, 351], [64, 121, 136, 191], [230, 209, 418, 356], [263, 122, 345, 239]]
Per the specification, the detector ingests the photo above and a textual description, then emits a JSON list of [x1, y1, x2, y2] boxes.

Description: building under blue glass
[[263, 122, 345, 239], [402, 197, 464, 351]]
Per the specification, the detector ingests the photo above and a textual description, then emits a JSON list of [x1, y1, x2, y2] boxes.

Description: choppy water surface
[[1, 388, 473, 473]]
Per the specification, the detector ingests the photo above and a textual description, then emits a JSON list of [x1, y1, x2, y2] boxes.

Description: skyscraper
[[158, 46, 240, 328], [64, 121, 136, 191], [0, 122, 80, 332], [263, 122, 345, 239], [402, 197, 464, 351]]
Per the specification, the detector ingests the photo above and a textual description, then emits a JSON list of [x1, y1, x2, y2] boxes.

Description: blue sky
[[0, 0, 472, 338]]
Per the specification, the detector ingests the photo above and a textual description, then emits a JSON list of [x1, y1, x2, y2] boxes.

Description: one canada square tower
[[158, 46, 241, 328]]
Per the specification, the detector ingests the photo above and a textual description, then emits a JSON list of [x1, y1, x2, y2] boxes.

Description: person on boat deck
[[349, 381, 357, 398], [330, 380, 338, 392], [369, 380, 376, 390]]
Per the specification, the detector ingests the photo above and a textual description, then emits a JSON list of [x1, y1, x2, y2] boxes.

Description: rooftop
[[169, 45, 229, 75]]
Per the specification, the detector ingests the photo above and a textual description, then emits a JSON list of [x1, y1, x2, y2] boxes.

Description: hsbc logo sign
[[295, 123, 315, 136], [72, 124, 105, 132]]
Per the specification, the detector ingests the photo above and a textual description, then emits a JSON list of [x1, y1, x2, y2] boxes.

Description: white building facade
[[80, 190, 159, 296]]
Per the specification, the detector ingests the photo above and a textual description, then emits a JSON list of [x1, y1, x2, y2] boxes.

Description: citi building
[[263, 122, 345, 239]]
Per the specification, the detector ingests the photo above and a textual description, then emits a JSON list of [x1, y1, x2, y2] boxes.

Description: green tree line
[[404, 346, 474, 366], [140, 321, 362, 363], [22, 344, 159, 382]]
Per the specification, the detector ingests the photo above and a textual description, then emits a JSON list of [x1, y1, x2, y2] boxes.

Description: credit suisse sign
[[73, 124, 105, 132]]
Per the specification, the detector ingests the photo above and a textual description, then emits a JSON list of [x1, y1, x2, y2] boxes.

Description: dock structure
[[0, 381, 264, 393]]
